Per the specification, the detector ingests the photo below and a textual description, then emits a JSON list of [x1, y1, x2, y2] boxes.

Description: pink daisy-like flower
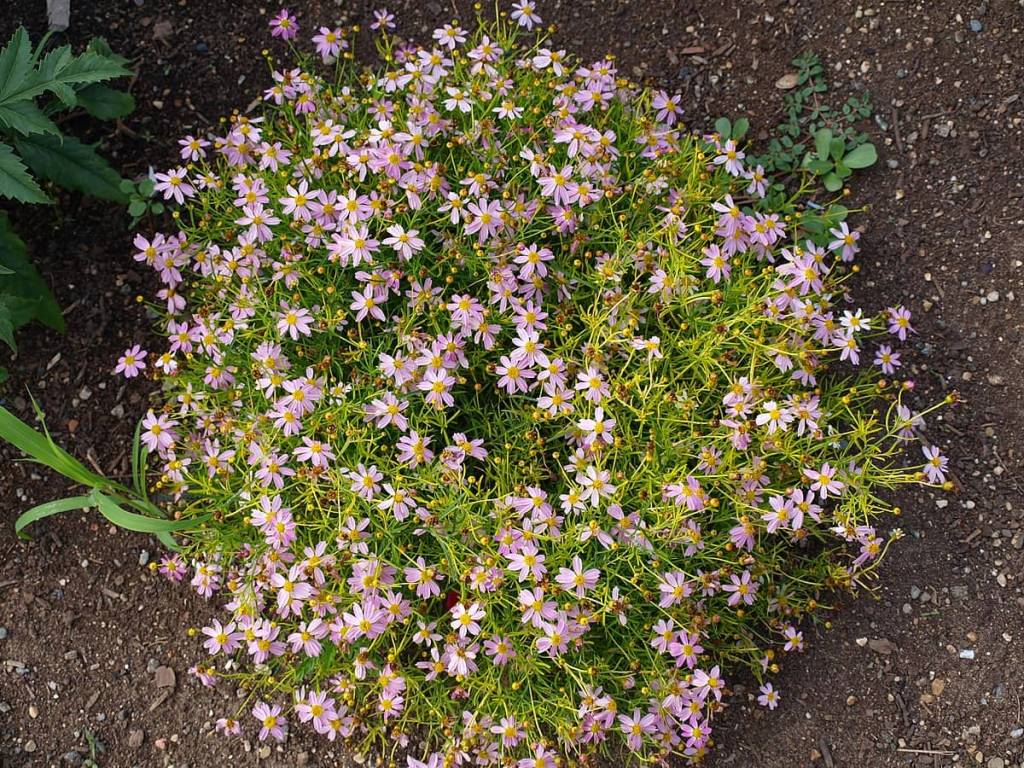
[[115, 345, 147, 378], [252, 700, 288, 742], [269, 8, 299, 40]]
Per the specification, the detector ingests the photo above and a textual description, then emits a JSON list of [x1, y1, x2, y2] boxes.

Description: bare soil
[[0, 1, 1022, 766]]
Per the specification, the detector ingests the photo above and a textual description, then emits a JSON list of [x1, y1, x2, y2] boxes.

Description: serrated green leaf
[[86, 38, 130, 69], [0, 45, 70, 106], [50, 50, 131, 88], [76, 83, 135, 120], [14, 494, 94, 539], [13, 133, 127, 202], [843, 142, 877, 169], [3, 45, 130, 108], [0, 100, 59, 136], [0, 28, 32, 103], [0, 142, 49, 203]]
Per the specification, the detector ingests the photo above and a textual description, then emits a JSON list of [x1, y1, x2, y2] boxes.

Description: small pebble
[[960, 649, 976, 660], [970, 19, 983, 32]]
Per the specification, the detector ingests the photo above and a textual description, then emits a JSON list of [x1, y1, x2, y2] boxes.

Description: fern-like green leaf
[[0, 141, 49, 203], [0, 100, 59, 136], [0, 28, 32, 103], [13, 133, 127, 203]]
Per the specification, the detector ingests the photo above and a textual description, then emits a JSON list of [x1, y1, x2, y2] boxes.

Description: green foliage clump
[[0, 27, 134, 379]]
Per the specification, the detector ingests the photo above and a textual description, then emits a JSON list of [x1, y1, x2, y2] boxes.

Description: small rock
[[154, 738, 167, 750], [78, 386, 92, 401], [846, 695, 858, 706], [24, 740, 37, 753], [855, 637, 868, 647], [932, 678, 946, 697], [139, 550, 150, 567], [0, 627, 7, 640], [1010, 727, 1023, 739], [62, 751, 83, 766], [28, 704, 38, 718], [196, 41, 209, 53], [960, 649, 976, 660], [775, 72, 799, 90], [128, 729, 145, 748], [970, 19, 983, 32], [910, 585, 922, 600], [986, 758, 1003, 768], [154, 665, 176, 689]]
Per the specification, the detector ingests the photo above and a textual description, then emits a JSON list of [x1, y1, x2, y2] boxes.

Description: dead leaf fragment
[[154, 665, 176, 688], [868, 638, 895, 655], [153, 19, 174, 42], [775, 72, 799, 90]]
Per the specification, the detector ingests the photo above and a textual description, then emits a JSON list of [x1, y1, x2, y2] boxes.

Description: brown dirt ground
[[0, 1, 1022, 766]]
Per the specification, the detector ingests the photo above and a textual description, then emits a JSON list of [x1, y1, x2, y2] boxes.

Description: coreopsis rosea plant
[[27, 3, 955, 765]]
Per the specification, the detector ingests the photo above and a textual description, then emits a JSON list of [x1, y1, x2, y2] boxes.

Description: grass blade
[[14, 494, 92, 538], [90, 490, 197, 535]]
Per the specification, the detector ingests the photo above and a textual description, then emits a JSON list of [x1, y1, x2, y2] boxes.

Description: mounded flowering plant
[[8, 3, 955, 765]]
